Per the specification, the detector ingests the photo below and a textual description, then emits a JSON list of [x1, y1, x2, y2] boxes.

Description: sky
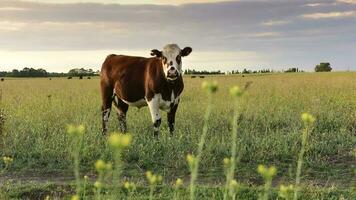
[[0, 0, 355, 72]]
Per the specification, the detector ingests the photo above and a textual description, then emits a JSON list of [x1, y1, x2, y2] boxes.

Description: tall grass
[[0, 73, 355, 199], [60, 82, 319, 200]]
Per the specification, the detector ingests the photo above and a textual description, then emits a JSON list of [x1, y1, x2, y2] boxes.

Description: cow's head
[[151, 44, 192, 81]]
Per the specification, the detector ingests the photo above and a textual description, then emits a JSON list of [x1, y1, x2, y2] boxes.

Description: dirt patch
[[0, 171, 78, 186]]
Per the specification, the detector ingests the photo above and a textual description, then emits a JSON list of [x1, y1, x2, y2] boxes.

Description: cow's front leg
[[147, 96, 161, 136], [167, 103, 178, 135]]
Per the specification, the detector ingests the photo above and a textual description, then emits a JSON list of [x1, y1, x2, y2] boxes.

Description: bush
[[315, 63, 332, 72]]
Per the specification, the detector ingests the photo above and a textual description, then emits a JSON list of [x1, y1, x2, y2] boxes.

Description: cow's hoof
[[102, 129, 108, 136], [119, 129, 127, 134], [153, 131, 159, 137]]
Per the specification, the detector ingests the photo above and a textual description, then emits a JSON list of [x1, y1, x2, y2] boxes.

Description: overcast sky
[[0, 0, 355, 72]]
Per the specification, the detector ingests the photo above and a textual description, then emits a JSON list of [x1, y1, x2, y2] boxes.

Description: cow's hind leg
[[113, 95, 129, 133], [101, 80, 113, 135]]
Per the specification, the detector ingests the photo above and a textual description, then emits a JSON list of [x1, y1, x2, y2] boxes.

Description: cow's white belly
[[159, 99, 172, 111], [122, 99, 147, 108], [157, 92, 180, 111], [122, 92, 179, 111]]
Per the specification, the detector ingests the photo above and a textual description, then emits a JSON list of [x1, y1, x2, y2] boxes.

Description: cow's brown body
[[101, 54, 183, 103], [100, 53, 185, 135]]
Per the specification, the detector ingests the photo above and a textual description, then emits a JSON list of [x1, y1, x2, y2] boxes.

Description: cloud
[[304, 3, 324, 7], [155, 0, 237, 5], [0, 21, 26, 31], [0, 7, 28, 11], [18, 0, 236, 5], [337, 0, 356, 4], [261, 20, 290, 26], [250, 32, 282, 38], [302, 11, 356, 19], [0, 0, 355, 71]]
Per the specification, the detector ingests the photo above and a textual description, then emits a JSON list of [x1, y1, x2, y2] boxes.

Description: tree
[[242, 68, 251, 74], [315, 63, 332, 72], [68, 68, 95, 77], [285, 68, 298, 73], [12, 69, 20, 76]]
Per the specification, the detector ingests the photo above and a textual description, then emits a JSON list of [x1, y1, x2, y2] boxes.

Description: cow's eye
[[162, 57, 167, 64], [176, 56, 181, 64]]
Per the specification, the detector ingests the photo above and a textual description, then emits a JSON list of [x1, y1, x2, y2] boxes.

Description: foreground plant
[[223, 85, 245, 200], [188, 81, 218, 200], [94, 180, 103, 200], [279, 184, 294, 200], [257, 165, 277, 200], [223, 157, 230, 196], [146, 171, 163, 200], [294, 113, 315, 200], [94, 159, 110, 200], [70, 195, 79, 200], [173, 178, 183, 200], [108, 133, 132, 197], [228, 179, 240, 200], [82, 175, 89, 199], [67, 124, 85, 197], [124, 181, 136, 200], [2, 156, 13, 170], [1, 156, 13, 175]]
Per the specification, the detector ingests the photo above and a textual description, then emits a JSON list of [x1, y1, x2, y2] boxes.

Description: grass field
[[0, 72, 355, 199]]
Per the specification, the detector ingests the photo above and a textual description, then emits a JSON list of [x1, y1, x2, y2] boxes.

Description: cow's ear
[[151, 49, 162, 58], [181, 47, 192, 57]]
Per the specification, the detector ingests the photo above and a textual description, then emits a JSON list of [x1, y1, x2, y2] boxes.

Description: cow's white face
[[151, 44, 192, 81]]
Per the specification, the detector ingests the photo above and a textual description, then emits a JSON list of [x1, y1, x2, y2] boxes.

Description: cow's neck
[[161, 74, 182, 91], [159, 74, 183, 101], [166, 78, 180, 88]]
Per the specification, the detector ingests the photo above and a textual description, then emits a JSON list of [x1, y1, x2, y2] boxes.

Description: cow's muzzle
[[167, 69, 178, 80]]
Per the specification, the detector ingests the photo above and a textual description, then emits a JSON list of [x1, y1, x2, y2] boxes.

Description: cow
[[100, 44, 192, 136]]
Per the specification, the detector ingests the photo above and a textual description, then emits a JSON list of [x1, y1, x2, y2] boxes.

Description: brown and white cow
[[100, 44, 192, 135]]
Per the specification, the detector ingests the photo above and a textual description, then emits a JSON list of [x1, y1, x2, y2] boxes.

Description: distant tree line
[[0, 62, 333, 78], [185, 68, 303, 75], [0, 68, 49, 77], [229, 69, 274, 74], [184, 69, 224, 75], [184, 67, 312, 75], [0, 67, 99, 77]]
